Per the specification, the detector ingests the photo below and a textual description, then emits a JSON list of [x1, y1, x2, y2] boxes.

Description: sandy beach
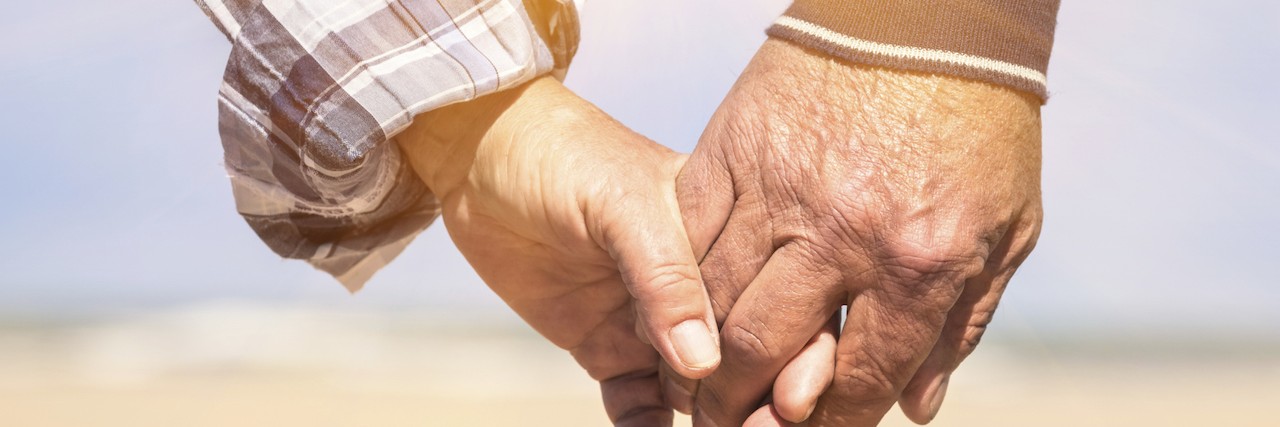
[[2, 303, 1275, 427]]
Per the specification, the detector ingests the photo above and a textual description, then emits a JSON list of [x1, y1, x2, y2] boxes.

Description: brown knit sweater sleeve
[[767, 0, 1061, 102]]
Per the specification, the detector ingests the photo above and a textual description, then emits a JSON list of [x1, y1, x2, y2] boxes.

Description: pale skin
[[397, 36, 1043, 427], [398, 77, 721, 426], [397, 75, 825, 425]]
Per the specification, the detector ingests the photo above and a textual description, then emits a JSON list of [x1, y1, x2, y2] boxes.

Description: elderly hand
[[397, 76, 719, 426], [677, 39, 1044, 426]]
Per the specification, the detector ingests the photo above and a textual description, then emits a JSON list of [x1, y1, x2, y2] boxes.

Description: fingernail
[[671, 319, 719, 370], [926, 375, 950, 421]]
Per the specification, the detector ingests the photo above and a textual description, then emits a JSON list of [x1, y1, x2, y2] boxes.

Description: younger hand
[[398, 77, 720, 426]]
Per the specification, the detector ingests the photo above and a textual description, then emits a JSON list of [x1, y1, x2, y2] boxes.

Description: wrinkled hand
[[398, 77, 720, 426], [677, 39, 1044, 426]]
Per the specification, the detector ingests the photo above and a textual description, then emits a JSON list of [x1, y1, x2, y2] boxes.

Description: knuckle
[[831, 344, 914, 409], [958, 310, 995, 357], [722, 323, 779, 366], [1013, 220, 1044, 259], [832, 363, 900, 410], [876, 237, 985, 298], [882, 243, 966, 278], [631, 262, 701, 300], [959, 323, 988, 357]]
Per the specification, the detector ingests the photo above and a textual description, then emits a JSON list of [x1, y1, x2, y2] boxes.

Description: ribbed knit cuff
[[767, 0, 1060, 103]]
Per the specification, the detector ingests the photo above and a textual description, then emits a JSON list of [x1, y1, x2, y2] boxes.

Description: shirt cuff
[[198, 0, 581, 290], [767, 0, 1060, 102]]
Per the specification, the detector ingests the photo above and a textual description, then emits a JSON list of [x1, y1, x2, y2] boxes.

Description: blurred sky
[[0, 0, 1277, 338]]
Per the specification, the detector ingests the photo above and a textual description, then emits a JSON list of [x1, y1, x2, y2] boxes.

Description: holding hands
[[399, 38, 1043, 426], [196, 0, 1057, 424], [398, 76, 719, 425]]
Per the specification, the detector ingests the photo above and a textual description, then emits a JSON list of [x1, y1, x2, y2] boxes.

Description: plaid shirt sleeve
[[195, 0, 581, 290]]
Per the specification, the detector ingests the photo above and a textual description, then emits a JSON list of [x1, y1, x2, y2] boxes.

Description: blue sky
[[1, 0, 1277, 338]]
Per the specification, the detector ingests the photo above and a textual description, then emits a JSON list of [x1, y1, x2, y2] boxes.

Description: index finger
[[808, 274, 966, 425], [692, 244, 844, 426]]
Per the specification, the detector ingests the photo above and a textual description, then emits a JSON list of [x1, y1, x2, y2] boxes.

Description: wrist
[[740, 38, 1040, 156], [397, 76, 565, 199]]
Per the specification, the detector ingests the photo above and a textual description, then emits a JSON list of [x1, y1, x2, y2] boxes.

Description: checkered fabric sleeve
[[195, 0, 581, 290]]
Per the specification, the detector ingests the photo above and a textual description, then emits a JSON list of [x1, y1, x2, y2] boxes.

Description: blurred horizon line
[[2, 298, 1276, 360]]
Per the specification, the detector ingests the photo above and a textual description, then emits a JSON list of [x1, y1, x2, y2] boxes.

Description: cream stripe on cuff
[[773, 16, 1048, 88]]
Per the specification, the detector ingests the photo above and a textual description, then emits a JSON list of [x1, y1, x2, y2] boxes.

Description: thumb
[[676, 140, 735, 262], [600, 159, 720, 379]]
